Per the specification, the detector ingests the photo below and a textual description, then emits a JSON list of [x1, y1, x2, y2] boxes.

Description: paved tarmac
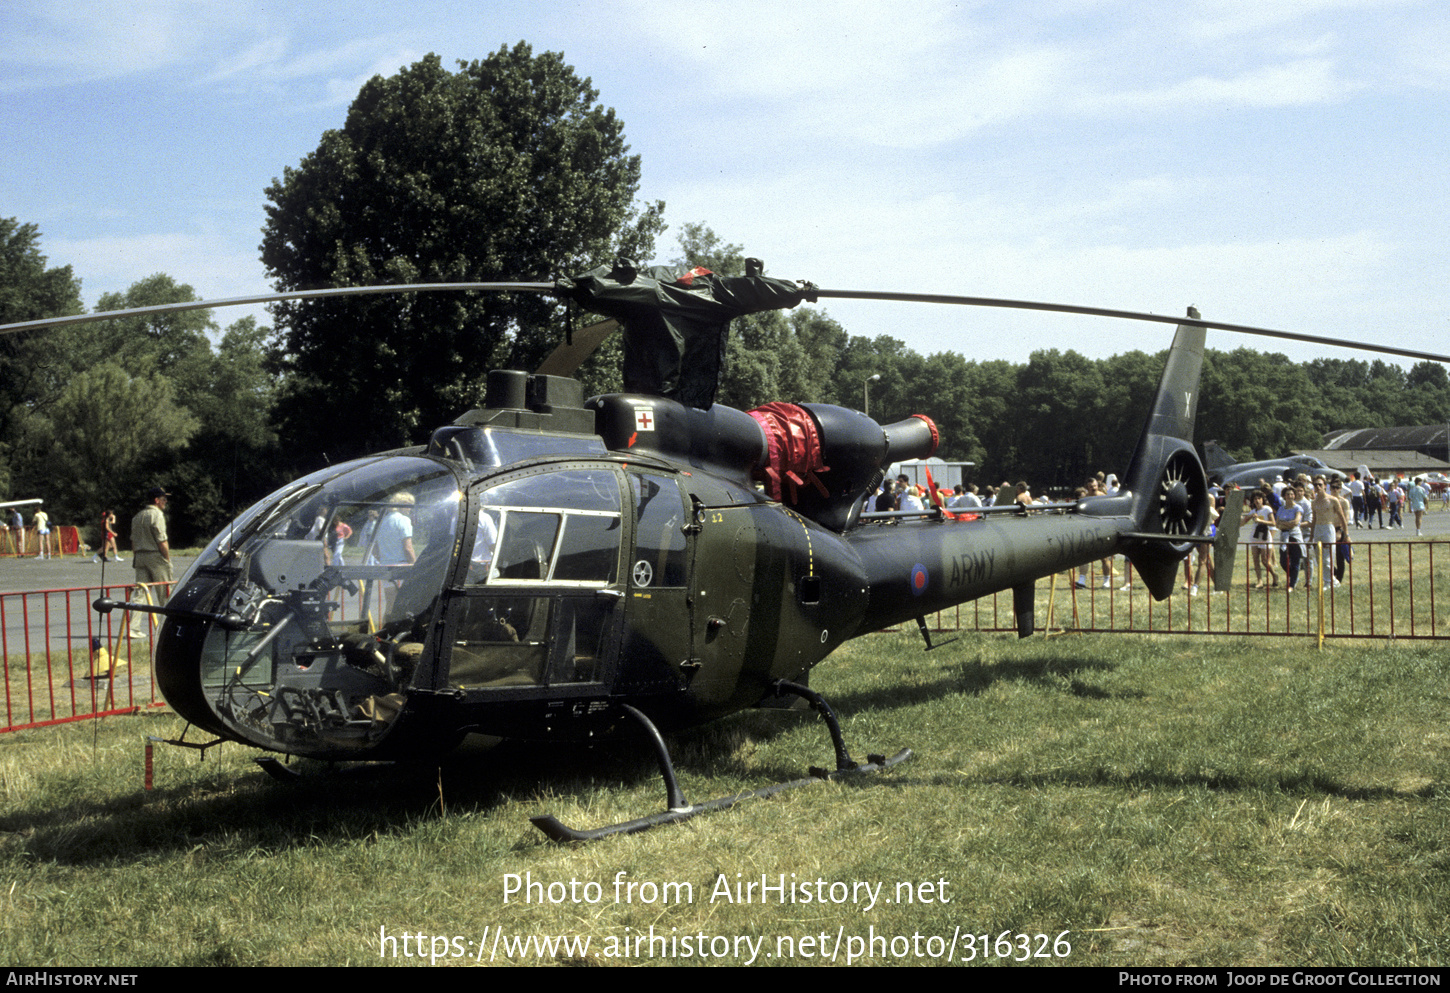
[[0, 553, 198, 595], [0, 553, 198, 657]]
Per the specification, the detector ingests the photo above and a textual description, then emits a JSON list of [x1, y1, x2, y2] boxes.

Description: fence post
[[1315, 540, 1325, 650]]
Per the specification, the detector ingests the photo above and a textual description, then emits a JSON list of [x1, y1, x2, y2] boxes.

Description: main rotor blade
[[0, 282, 557, 336], [5, 278, 1445, 366], [535, 318, 619, 376], [813, 289, 1450, 365]]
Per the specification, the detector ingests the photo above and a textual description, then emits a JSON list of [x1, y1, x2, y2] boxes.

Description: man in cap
[[132, 487, 173, 585]]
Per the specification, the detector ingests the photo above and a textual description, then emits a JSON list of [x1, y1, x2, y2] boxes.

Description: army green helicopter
[[6, 265, 1445, 841]]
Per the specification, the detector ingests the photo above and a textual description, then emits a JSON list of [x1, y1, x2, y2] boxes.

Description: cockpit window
[[440, 427, 607, 468], [449, 467, 624, 693], [467, 469, 622, 586], [630, 472, 687, 587]]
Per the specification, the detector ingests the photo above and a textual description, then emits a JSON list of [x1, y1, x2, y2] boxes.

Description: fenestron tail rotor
[[1156, 450, 1207, 537]]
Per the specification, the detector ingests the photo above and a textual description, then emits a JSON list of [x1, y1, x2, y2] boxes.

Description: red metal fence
[[1, 577, 394, 734], [1, 581, 171, 733]]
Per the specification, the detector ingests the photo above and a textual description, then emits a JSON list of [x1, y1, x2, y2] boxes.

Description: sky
[[3, 0, 1447, 371]]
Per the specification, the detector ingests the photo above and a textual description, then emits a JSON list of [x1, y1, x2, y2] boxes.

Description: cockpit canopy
[[178, 456, 463, 754], [171, 449, 666, 755]]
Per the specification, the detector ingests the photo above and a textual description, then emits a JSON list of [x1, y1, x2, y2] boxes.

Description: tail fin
[[1121, 307, 1211, 600], [1202, 440, 1234, 472]]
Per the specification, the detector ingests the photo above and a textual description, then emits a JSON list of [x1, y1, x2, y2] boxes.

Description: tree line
[[4, 44, 1447, 546], [0, 229, 278, 548]]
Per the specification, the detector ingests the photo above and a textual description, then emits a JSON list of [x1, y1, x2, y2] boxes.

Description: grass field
[[1, 630, 1447, 967]]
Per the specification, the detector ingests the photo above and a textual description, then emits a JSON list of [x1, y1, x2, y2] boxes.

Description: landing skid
[[254, 756, 396, 782], [255, 756, 302, 782], [531, 685, 911, 843]]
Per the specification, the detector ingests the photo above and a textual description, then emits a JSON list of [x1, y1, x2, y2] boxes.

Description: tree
[[1008, 349, 1107, 488], [948, 359, 1011, 484], [262, 44, 663, 468], [6, 267, 285, 545], [1197, 348, 1322, 461], [79, 274, 216, 383], [0, 219, 83, 494], [1094, 349, 1164, 471], [780, 308, 848, 403], [898, 350, 982, 468], [37, 363, 198, 528], [160, 315, 284, 546], [1404, 361, 1450, 426], [828, 333, 915, 419]]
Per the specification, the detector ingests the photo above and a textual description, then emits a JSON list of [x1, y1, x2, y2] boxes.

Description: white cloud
[[1390, 18, 1450, 89], [1181, 0, 1420, 43], [199, 36, 292, 85], [0, 0, 416, 112], [1081, 59, 1361, 112], [9, 0, 1445, 371], [624, 0, 1075, 147], [636, 0, 963, 97], [313, 48, 428, 108], [0, 0, 259, 87]]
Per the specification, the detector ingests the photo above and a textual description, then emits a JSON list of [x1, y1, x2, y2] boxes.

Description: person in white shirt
[[1347, 472, 1365, 528]]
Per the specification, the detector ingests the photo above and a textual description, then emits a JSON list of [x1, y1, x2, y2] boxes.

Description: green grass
[[2, 646, 158, 732], [1, 631, 1447, 967]]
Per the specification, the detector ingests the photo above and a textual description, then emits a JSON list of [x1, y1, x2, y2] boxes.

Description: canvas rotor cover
[[557, 259, 815, 408]]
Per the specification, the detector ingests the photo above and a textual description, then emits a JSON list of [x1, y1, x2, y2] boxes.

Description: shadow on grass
[[823, 647, 1134, 715], [0, 736, 659, 864], [933, 765, 1446, 802], [0, 709, 849, 866], [0, 646, 1166, 864]]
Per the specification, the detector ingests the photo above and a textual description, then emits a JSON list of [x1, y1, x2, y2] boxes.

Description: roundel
[[910, 563, 929, 597]]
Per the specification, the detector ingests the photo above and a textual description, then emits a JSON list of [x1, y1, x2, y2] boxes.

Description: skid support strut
[[531, 696, 910, 843]]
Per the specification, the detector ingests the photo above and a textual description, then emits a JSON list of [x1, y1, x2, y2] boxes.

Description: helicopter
[[5, 264, 1447, 841]]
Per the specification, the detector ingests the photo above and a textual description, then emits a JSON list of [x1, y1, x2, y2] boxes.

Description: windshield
[[186, 456, 462, 753]]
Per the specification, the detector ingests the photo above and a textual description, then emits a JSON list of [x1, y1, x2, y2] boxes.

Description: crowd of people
[[873, 465, 1439, 598], [1234, 470, 1434, 594], [1, 491, 169, 587], [1237, 474, 1349, 594], [1339, 470, 1438, 535], [872, 472, 1124, 515]]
